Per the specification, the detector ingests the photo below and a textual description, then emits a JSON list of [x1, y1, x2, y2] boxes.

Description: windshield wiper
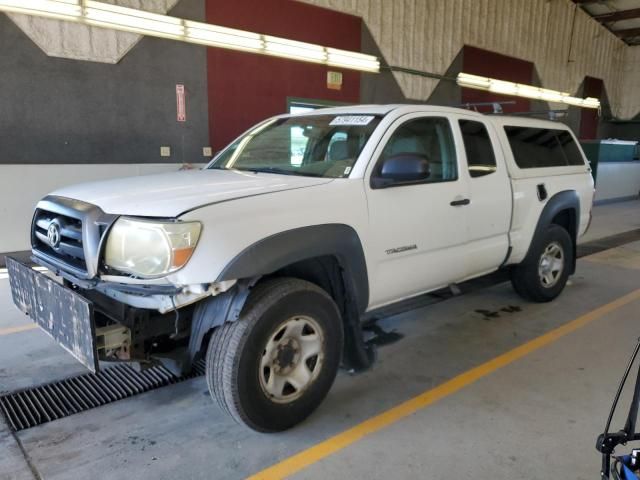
[[238, 167, 324, 178]]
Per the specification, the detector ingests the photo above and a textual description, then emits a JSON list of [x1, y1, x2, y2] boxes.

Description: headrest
[[329, 140, 350, 161]]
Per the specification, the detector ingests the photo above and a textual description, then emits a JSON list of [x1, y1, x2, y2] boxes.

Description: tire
[[510, 224, 573, 303], [205, 277, 344, 432]]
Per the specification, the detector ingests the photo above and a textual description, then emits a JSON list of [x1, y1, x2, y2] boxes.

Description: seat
[[328, 140, 350, 162]]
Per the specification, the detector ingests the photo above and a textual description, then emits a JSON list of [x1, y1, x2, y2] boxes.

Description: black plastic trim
[[523, 190, 580, 273], [186, 280, 254, 369], [217, 224, 370, 313], [537, 183, 548, 201]]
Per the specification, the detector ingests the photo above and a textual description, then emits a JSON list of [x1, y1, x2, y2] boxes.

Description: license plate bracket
[[6, 256, 98, 373]]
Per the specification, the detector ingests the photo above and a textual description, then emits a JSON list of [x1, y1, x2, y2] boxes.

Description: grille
[[32, 209, 86, 272]]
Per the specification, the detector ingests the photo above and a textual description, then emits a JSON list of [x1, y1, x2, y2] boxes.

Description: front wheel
[[511, 224, 573, 303], [205, 278, 344, 432]]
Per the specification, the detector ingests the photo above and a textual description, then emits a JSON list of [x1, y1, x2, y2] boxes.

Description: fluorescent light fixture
[[327, 48, 380, 73], [456, 73, 490, 89], [0, 0, 80, 20], [563, 96, 601, 109], [0, 0, 380, 73], [85, 1, 185, 38], [264, 36, 327, 63], [490, 80, 518, 96], [185, 21, 263, 52], [457, 73, 601, 109]]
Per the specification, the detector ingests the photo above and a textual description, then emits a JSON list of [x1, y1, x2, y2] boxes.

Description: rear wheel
[[205, 278, 343, 432], [511, 224, 573, 303]]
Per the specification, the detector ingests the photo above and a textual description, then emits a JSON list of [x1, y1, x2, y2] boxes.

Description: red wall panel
[[206, 0, 362, 150], [579, 76, 603, 140], [461, 46, 534, 114]]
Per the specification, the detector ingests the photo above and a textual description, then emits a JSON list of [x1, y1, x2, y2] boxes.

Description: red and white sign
[[176, 84, 186, 122]]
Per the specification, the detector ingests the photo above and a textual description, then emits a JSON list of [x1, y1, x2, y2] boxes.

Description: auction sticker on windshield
[[330, 115, 375, 126]]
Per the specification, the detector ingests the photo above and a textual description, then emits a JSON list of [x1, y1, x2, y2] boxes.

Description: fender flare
[[185, 279, 254, 371], [186, 224, 372, 371], [216, 224, 370, 313], [522, 190, 580, 273]]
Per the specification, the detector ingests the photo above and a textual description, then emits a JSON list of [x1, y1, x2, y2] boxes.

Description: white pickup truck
[[7, 105, 594, 432]]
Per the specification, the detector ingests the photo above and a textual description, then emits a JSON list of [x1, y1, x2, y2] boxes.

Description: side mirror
[[371, 153, 430, 189]]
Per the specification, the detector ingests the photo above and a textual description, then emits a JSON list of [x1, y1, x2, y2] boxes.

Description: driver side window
[[376, 117, 458, 184]]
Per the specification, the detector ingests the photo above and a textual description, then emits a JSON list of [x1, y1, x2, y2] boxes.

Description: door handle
[[450, 198, 471, 207]]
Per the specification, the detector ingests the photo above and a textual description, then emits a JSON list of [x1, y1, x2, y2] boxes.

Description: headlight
[[104, 218, 201, 278]]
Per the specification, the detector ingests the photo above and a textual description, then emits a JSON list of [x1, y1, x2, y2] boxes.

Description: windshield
[[208, 114, 382, 178]]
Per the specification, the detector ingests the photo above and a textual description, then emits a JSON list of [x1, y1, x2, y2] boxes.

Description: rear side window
[[459, 120, 497, 178], [556, 131, 586, 166], [504, 127, 585, 169]]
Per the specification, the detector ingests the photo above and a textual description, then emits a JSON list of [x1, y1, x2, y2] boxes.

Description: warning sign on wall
[[176, 84, 186, 122], [327, 71, 343, 91]]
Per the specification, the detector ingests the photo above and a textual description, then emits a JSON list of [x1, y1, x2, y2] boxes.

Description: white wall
[[0, 163, 202, 253], [301, 0, 636, 120], [621, 47, 640, 121], [595, 163, 640, 203]]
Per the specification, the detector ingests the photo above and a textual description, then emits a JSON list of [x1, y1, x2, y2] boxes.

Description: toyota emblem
[[47, 222, 61, 249]]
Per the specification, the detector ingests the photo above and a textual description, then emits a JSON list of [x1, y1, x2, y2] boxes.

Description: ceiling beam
[[613, 27, 640, 38], [593, 8, 640, 23]]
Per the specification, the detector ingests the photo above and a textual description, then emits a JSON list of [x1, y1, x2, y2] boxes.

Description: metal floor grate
[[0, 361, 205, 432]]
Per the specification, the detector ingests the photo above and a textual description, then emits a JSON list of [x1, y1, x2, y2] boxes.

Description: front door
[[365, 114, 470, 309]]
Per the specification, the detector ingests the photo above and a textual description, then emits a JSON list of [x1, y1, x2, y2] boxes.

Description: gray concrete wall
[[0, 0, 210, 253], [0, 0, 209, 165], [427, 48, 463, 107], [360, 25, 406, 105]]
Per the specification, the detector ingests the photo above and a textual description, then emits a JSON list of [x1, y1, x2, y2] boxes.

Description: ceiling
[[574, 0, 640, 45]]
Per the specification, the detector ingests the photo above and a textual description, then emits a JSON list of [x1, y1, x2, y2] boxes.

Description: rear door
[[454, 116, 512, 278], [364, 113, 470, 309]]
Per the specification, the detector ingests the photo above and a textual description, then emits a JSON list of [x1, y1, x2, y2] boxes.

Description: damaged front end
[[7, 255, 248, 376], [7, 195, 245, 375]]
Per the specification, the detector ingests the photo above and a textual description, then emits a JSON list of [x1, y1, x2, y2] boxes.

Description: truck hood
[[50, 169, 333, 217]]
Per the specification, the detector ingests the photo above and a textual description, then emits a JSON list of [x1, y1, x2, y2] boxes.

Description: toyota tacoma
[[7, 104, 595, 432]]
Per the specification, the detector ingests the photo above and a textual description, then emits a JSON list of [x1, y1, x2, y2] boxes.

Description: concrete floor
[[581, 199, 640, 244], [0, 199, 639, 480]]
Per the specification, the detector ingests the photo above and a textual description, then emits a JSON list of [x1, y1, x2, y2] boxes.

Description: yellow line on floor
[[248, 288, 640, 480], [0, 324, 38, 336]]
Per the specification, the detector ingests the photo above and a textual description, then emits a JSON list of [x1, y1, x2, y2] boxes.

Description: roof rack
[[456, 101, 516, 114], [491, 110, 569, 121], [455, 102, 568, 121]]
